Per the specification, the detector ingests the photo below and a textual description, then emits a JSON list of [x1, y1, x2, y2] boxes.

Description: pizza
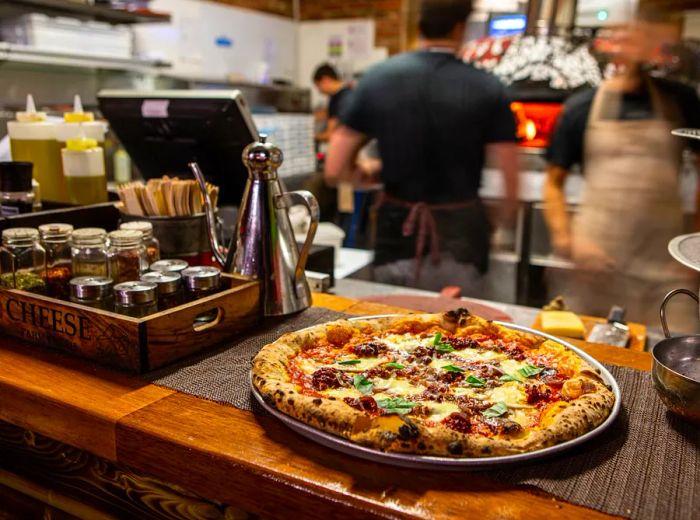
[[251, 309, 616, 457]]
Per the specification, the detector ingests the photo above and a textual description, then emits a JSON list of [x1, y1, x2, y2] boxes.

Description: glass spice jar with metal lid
[[181, 266, 221, 301], [150, 259, 188, 274], [141, 271, 183, 310], [108, 229, 147, 284], [39, 223, 73, 299], [71, 227, 109, 278], [113, 281, 158, 318], [69, 276, 114, 311], [120, 221, 160, 267], [0, 227, 47, 294]]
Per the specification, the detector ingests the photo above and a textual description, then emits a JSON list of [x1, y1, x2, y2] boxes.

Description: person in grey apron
[[544, 16, 700, 331]]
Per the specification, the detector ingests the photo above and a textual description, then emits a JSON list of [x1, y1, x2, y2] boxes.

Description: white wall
[[297, 19, 387, 109], [133, 0, 297, 83]]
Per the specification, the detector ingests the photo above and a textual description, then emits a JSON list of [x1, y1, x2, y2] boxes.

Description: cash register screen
[[97, 90, 258, 205]]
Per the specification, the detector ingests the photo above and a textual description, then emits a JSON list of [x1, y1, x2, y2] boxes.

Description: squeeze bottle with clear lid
[[61, 135, 108, 205], [7, 95, 63, 202]]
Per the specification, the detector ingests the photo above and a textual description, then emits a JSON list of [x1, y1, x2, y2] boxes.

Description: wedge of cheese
[[539, 311, 585, 339]]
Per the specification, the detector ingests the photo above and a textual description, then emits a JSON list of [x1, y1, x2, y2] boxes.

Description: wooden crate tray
[[0, 274, 261, 373]]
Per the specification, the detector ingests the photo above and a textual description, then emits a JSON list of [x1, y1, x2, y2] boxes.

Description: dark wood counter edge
[[0, 293, 652, 519]]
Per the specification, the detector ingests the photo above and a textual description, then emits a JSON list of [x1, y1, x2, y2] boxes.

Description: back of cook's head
[[419, 0, 473, 39]]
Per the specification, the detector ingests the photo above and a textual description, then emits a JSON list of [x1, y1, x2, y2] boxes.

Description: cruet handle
[[277, 190, 319, 295]]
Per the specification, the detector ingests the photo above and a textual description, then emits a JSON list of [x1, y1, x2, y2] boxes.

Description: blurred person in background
[[543, 8, 700, 331], [324, 0, 518, 294], [313, 63, 353, 142]]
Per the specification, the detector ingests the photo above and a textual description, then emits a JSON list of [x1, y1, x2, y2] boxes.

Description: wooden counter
[[0, 294, 652, 519]]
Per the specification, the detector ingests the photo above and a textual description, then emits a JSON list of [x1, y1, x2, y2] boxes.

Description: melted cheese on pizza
[[287, 318, 586, 438]]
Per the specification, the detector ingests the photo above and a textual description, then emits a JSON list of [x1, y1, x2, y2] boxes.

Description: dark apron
[[373, 195, 491, 277]]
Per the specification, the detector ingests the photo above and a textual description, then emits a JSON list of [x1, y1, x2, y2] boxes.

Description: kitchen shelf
[[1, 0, 170, 24], [0, 43, 170, 73]]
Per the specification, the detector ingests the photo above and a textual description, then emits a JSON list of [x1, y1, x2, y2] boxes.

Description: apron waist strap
[[376, 193, 479, 281]]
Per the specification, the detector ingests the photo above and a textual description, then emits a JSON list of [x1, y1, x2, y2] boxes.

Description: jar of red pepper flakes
[[119, 220, 160, 268], [107, 229, 147, 284], [38, 223, 74, 299]]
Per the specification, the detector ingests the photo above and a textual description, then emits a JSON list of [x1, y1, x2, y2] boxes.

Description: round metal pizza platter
[[251, 317, 622, 470]]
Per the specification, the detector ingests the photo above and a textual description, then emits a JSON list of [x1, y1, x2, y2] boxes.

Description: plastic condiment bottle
[[61, 136, 108, 205], [7, 95, 63, 202], [56, 95, 108, 146]]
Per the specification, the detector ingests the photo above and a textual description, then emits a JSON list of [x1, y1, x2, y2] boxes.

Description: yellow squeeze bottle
[[57, 95, 108, 145], [8, 95, 64, 202], [61, 135, 108, 206]]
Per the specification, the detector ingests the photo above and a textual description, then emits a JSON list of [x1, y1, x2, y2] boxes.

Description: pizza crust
[[252, 311, 616, 458]]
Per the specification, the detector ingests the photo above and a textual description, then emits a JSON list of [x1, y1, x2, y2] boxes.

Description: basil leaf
[[499, 373, 522, 382], [466, 375, 486, 387], [518, 364, 544, 378], [338, 359, 361, 365], [376, 397, 417, 415], [432, 332, 454, 352], [353, 374, 374, 395], [385, 361, 405, 369], [441, 364, 465, 373], [482, 402, 508, 418]]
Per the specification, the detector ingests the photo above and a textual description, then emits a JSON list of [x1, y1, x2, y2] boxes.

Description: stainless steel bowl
[[655, 288, 700, 424], [651, 336, 700, 424]]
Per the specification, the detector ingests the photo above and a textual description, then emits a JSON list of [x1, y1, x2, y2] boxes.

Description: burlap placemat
[[146, 308, 698, 519], [147, 307, 348, 410]]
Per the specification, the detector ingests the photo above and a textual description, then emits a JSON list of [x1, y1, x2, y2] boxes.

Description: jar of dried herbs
[[150, 259, 188, 274], [0, 227, 47, 294], [141, 270, 183, 310], [69, 276, 114, 311], [113, 281, 158, 318], [120, 221, 160, 267], [71, 228, 108, 278], [39, 222, 73, 299], [107, 229, 146, 284], [181, 266, 221, 301]]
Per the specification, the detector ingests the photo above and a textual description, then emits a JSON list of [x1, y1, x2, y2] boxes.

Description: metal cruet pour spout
[[189, 134, 320, 316]]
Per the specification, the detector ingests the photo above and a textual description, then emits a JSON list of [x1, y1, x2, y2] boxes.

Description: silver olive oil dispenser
[[189, 135, 319, 316]]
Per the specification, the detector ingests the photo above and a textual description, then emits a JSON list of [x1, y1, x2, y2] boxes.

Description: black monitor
[[97, 90, 258, 205]]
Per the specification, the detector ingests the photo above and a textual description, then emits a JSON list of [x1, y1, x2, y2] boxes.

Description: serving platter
[[251, 317, 622, 470]]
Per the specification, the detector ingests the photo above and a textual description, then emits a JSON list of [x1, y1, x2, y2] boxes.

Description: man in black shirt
[[325, 0, 518, 293], [313, 63, 353, 142]]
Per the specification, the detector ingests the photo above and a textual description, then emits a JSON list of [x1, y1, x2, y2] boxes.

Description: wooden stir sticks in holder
[[117, 177, 219, 217]]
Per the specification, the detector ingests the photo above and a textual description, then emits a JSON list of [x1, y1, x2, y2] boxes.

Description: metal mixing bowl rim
[[651, 338, 700, 385]]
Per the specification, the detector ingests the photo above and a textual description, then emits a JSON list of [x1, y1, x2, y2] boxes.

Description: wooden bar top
[[0, 293, 653, 519]]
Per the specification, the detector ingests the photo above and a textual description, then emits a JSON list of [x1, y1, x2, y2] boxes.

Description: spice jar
[[181, 266, 221, 301], [113, 281, 158, 318], [141, 271, 184, 310], [150, 259, 188, 274], [71, 228, 109, 278], [120, 221, 160, 266], [0, 161, 36, 216], [69, 276, 113, 311], [0, 228, 47, 294], [107, 229, 147, 284], [39, 223, 73, 299]]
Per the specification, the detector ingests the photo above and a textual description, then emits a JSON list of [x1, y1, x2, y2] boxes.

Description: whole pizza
[[252, 309, 616, 457]]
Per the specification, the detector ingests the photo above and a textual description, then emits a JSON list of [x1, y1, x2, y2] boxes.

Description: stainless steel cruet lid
[[150, 259, 188, 273], [241, 134, 283, 178], [70, 276, 113, 300], [113, 281, 157, 305], [181, 266, 221, 291], [141, 271, 181, 295]]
